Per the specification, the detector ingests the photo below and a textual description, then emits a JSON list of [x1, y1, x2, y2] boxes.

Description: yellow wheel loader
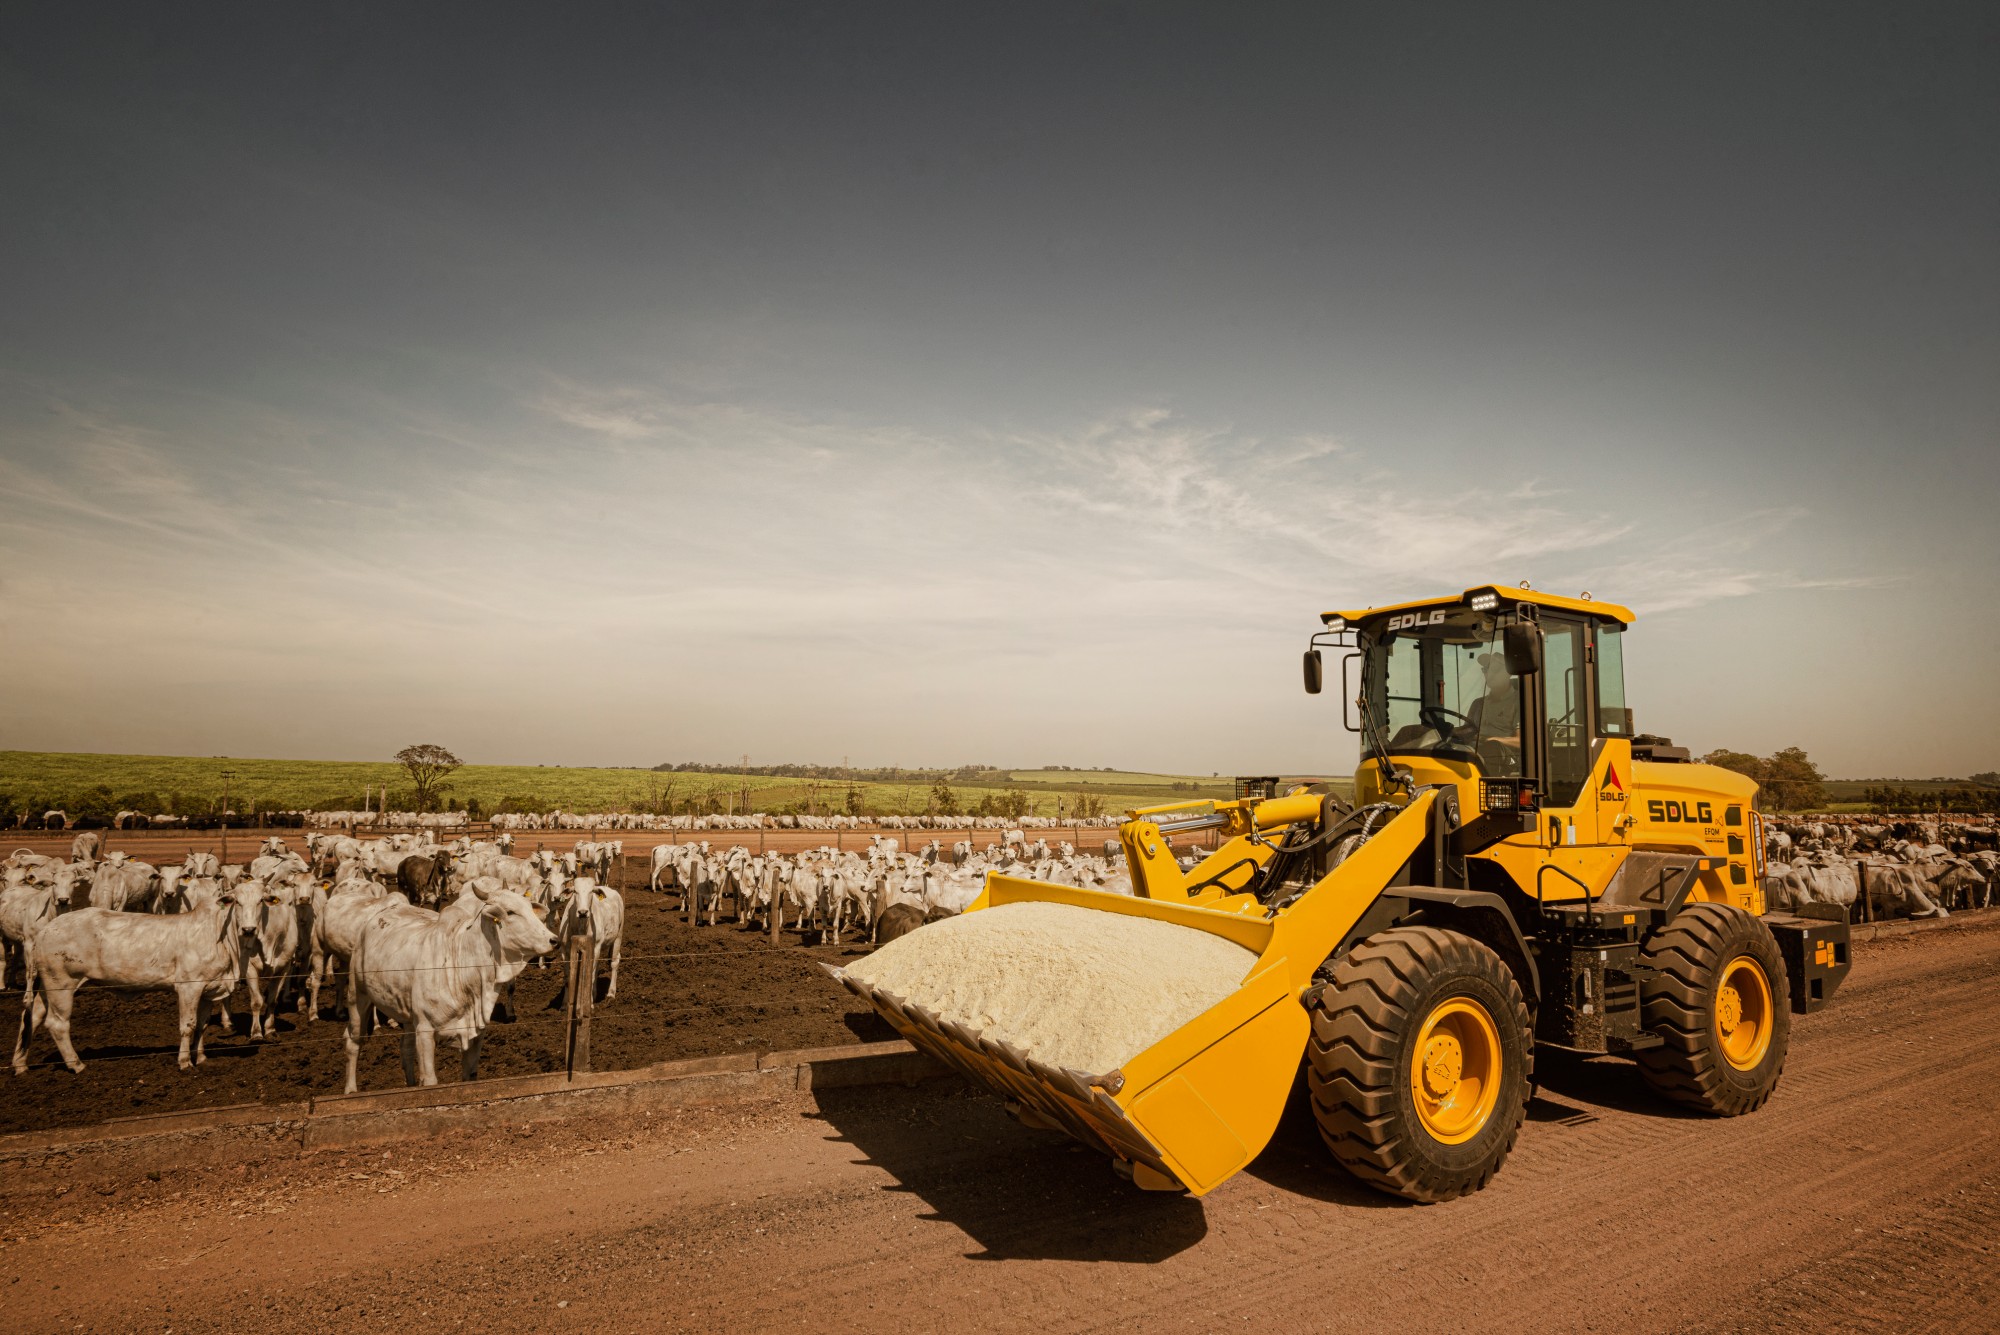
[[831, 585, 1851, 1202]]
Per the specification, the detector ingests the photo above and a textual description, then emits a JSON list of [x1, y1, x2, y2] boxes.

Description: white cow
[[87, 859, 160, 912], [12, 880, 265, 1073], [1764, 856, 1858, 912], [250, 851, 308, 884], [242, 878, 305, 1039], [307, 877, 404, 1020], [824, 863, 875, 945], [146, 865, 186, 914], [48, 862, 94, 912], [0, 879, 60, 990], [453, 853, 542, 899], [342, 885, 555, 1092], [554, 877, 625, 1003], [755, 857, 796, 932]]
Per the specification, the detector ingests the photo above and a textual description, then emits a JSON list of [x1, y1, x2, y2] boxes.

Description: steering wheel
[[1419, 703, 1471, 739]]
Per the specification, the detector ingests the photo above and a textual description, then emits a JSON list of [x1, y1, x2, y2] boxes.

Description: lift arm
[[1120, 792, 1328, 903]]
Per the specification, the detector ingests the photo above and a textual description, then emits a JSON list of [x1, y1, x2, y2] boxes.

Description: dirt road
[[5, 919, 1997, 1334]]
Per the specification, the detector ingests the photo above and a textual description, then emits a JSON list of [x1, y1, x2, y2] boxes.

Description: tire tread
[[1305, 926, 1531, 1203], [1635, 903, 1789, 1115]]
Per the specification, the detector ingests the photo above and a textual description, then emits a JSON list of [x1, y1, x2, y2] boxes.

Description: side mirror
[[1303, 649, 1324, 695], [1503, 622, 1543, 676]]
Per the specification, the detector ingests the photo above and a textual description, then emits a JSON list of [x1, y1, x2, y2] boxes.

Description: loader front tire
[[1636, 902, 1789, 1116], [1305, 926, 1531, 1203]]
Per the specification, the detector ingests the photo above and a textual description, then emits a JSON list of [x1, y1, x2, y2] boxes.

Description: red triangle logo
[[1603, 764, 1624, 793]]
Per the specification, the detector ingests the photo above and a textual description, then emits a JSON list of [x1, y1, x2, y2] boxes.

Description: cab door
[[1538, 615, 1593, 832], [1530, 616, 1624, 896]]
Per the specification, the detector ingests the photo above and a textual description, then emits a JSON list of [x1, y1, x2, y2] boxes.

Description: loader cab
[[1323, 587, 1635, 813]]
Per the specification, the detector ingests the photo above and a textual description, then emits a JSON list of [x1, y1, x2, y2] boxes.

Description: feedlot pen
[[0, 828, 1220, 1136], [0, 878, 890, 1134]]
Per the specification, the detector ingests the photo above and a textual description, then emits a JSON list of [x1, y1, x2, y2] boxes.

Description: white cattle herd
[[648, 832, 1134, 943], [316, 810, 1125, 832], [4, 812, 1991, 1094], [1761, 816, 1998, 919], [4, 830, 584, 1092], [0, 825, 1135, 1092]]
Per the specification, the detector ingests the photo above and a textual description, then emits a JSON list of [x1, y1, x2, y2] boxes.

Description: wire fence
[[0, 938, 868, 998], [4, 991, 858, 1070], [4, 925, 880, 1099]]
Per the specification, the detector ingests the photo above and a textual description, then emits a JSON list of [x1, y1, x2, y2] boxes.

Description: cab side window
[[1595, 623, 1630, 737], [1542, 617, 1591, 808]]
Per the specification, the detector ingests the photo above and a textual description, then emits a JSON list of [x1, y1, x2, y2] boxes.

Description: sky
[[2, 3, 1995, 780]]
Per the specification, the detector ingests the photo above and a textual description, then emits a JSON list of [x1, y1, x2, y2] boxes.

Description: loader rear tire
[[1636, 902, 1789, 1116], [1305, 926, 1531, 1204]]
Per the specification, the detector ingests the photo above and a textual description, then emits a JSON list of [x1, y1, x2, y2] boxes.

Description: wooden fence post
[[564, 932, 596, 1079], [1855, 861, 1870, 923]]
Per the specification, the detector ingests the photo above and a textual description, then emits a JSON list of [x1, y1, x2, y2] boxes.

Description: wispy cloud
[[1556, 508, 1907, 615], [0, 377, 1912, 770]]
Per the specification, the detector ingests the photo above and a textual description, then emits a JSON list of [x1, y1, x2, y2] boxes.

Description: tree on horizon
[[395, 743, 463, 812]]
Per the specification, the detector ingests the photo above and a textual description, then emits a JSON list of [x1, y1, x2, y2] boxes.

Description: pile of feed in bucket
[[843, 901, 1255, 1075]]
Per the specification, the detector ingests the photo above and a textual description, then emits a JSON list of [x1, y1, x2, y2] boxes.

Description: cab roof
[[1324, 585, 1636, 626]]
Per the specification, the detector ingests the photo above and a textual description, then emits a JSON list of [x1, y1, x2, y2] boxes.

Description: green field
[[1005, 769, 1227, 787], [1818, 777, 1997, 815], [0, 751, 1247, 822], [1823, 779, 1976, 801], [1002, 768, 1233, 799], [15, 751, 1969, 822]]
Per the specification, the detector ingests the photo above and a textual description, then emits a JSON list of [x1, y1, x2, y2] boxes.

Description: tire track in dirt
[[4, 921, 1996, 1334], [1684, 1175, 2000, 1334]]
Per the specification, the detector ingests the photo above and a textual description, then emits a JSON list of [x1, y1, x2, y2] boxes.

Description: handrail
[[1536, 861, 1598, 926]]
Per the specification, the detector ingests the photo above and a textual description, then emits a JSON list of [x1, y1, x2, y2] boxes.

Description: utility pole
[[220, 769, 235, 866]]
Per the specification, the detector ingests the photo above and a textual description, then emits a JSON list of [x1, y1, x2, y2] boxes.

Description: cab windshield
[[1363, 608, 1522, 776]]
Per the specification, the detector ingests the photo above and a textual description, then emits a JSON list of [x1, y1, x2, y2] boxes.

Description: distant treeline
[[1857, 784, 2000, 815], [655, 762, 1062, 783]]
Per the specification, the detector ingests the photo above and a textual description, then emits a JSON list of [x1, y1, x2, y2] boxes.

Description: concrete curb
[[0, 1039, 948, 1174], [1850, 905, 1995, 942]]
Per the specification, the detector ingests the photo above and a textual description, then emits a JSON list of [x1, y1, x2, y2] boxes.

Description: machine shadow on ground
[[1240, 1072, 1412, 1207], [809, 1082, 1210, 1263], [1242, 1055, 1701, 1202], [1532, 1049, 1702, 1120]]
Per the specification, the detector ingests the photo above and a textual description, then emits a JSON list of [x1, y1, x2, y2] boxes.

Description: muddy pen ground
[[0, 865, 896, 1134]]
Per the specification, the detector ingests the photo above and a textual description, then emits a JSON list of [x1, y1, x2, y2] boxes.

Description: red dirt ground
[[2, 918, 1996, 1333]]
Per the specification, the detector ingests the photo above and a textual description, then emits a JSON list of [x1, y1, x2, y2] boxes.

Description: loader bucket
[[825, 793, 1437, 1196]]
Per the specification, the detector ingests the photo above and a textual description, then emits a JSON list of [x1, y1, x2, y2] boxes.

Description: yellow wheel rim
[[1715, 954, 1774, 1072], [1410, 997, 1503, 1145]]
